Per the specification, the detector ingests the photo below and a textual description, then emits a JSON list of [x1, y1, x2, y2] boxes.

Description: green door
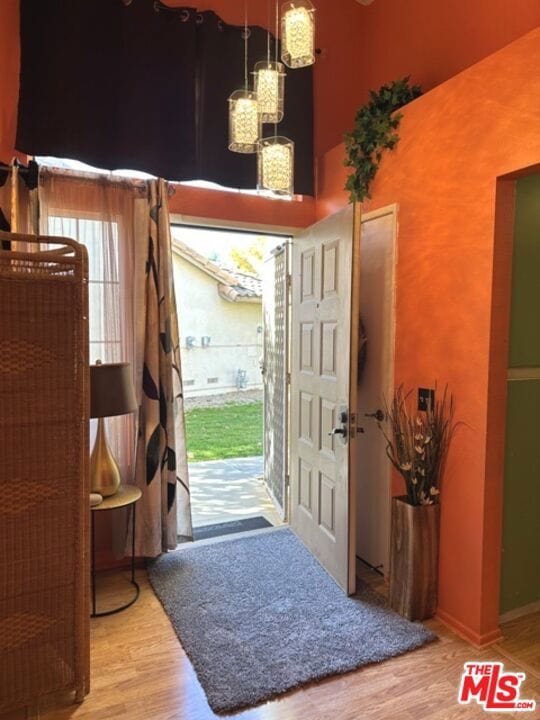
[[500, 174, 540, 615]]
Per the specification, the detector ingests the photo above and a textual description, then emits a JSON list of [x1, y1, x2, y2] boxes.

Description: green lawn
[[185, 402, 263, 462]]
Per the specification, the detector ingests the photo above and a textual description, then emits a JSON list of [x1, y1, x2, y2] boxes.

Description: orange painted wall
[[0, 0, 21, 162], [317, 27, 540, 645], [314, 0, 540, 156], [168, 184, 314, 229]]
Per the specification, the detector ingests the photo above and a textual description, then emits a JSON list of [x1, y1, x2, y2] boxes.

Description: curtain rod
[[0, 159, 35, 175], [126, 2, 249, 30], [148, 2, 204, 21], [0, 160, 39, 190], [39, 165, 151, 191]]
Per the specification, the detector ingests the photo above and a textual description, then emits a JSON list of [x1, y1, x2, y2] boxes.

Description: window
[[48, 215, 121, 364]]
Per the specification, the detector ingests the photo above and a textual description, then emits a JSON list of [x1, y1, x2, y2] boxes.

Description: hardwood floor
[[3, 561, 539, 720]]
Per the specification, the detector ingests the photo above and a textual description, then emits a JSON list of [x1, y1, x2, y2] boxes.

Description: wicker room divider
[[0, 232, 90, 713]]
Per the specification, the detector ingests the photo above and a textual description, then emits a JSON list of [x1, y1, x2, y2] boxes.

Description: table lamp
[[90, 361, 138, 497]]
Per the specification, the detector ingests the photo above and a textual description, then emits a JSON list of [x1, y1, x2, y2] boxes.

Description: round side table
[[91, 484, 142, 618]]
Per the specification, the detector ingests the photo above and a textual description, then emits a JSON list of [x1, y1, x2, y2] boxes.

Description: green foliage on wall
[[344, 77, 422, 203]]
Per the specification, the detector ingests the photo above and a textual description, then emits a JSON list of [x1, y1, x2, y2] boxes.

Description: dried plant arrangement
[[378, 385, 459, 506]]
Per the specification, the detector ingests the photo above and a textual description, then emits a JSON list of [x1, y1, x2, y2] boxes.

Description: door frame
[[348, 203, 362, 592], [491, 171, 540, 624], [356, 203, 398, 576], [169, 216, 293, 527]]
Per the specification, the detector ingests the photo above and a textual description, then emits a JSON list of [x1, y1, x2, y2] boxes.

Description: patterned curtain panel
[[133, 179, 192, 555]]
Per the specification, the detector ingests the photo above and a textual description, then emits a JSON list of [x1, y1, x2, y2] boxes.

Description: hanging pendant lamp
[[228, 88, 260, 153], [254, 61, 285, 124], [281, 0, 315, 69], [228, 6, 260, 154], [258, 136, 294, 197], [258, 0, 294, 197], [254, 1, 285, 125]]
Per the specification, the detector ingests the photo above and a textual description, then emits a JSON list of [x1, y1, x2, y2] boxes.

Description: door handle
[[365, 409, 385, 422], [329, 407, 349, 442], [330, 408, 348, 439]]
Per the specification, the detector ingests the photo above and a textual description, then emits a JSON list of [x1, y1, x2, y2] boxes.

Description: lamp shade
[[258, 136, 295, 197], [253, 61, 285, 124], [90, 362, 137, 419], [228, 89, 261, 154], [281, 0, 316, 69]]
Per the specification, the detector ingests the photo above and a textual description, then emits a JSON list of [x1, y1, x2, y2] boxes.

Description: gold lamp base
[[90, 417, 121, 497]]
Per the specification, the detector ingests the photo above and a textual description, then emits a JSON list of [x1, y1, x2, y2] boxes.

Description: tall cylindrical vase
[[389, 496, 440, 621]]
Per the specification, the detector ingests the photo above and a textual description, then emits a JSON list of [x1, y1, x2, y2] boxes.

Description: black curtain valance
[[16, 0, 314, 196]]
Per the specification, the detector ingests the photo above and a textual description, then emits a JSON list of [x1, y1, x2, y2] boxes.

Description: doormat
[[192, 516, 272, 542], [149, 528, 436, 714]]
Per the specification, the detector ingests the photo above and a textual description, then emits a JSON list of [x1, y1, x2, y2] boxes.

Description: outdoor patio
[[188, 456, 283, 529]]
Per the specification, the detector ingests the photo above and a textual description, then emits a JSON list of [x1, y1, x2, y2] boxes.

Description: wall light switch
[[418, 387, 435, 412]]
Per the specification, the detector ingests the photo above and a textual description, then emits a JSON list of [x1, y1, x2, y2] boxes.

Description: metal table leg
[[91, 510, 96, 616], [91, 503, 140, 618]]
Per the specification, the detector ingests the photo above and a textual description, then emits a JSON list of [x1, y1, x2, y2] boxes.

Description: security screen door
[[262, 242, 290, 519], [290, 204, 361, 593]]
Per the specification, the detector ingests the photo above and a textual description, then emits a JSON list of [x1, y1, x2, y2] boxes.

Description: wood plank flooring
[[3, 559, 539, 720]]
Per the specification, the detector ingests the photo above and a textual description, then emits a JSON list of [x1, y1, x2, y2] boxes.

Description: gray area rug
[[148, 528, 436, 714]]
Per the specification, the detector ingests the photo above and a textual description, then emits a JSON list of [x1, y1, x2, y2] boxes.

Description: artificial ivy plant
[[344, 76, 422, 203]]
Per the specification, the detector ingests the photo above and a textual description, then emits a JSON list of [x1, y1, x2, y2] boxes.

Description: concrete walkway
[[188, 456, 283, 528]]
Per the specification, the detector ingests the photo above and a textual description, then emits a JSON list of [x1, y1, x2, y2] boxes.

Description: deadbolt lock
[[329, 407, 348, 443]]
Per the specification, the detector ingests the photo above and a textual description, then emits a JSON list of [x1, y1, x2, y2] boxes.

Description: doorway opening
[[173, 204, 398, 595], [498, 172, 540, 622], [170, 223, 290, 542]]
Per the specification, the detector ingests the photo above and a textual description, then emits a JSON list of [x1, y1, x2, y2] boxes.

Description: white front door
[[356, 206, 397, 574], [290, 205, 361, 593]]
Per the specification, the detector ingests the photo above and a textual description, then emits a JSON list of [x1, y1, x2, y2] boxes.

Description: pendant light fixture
[[228, 3, 260, 153], [258, 136, 294, 196], [253, 0, 285, 124], [253, 62, 285, 124], [258, 1, 294, 197], [281, 0, 316, 69]]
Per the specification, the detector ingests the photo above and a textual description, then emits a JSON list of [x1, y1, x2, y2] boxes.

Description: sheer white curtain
[[39, 169, 137, 489]]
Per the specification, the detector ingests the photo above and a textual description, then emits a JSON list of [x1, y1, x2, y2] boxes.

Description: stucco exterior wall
[[173, 254, 263, 397]]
